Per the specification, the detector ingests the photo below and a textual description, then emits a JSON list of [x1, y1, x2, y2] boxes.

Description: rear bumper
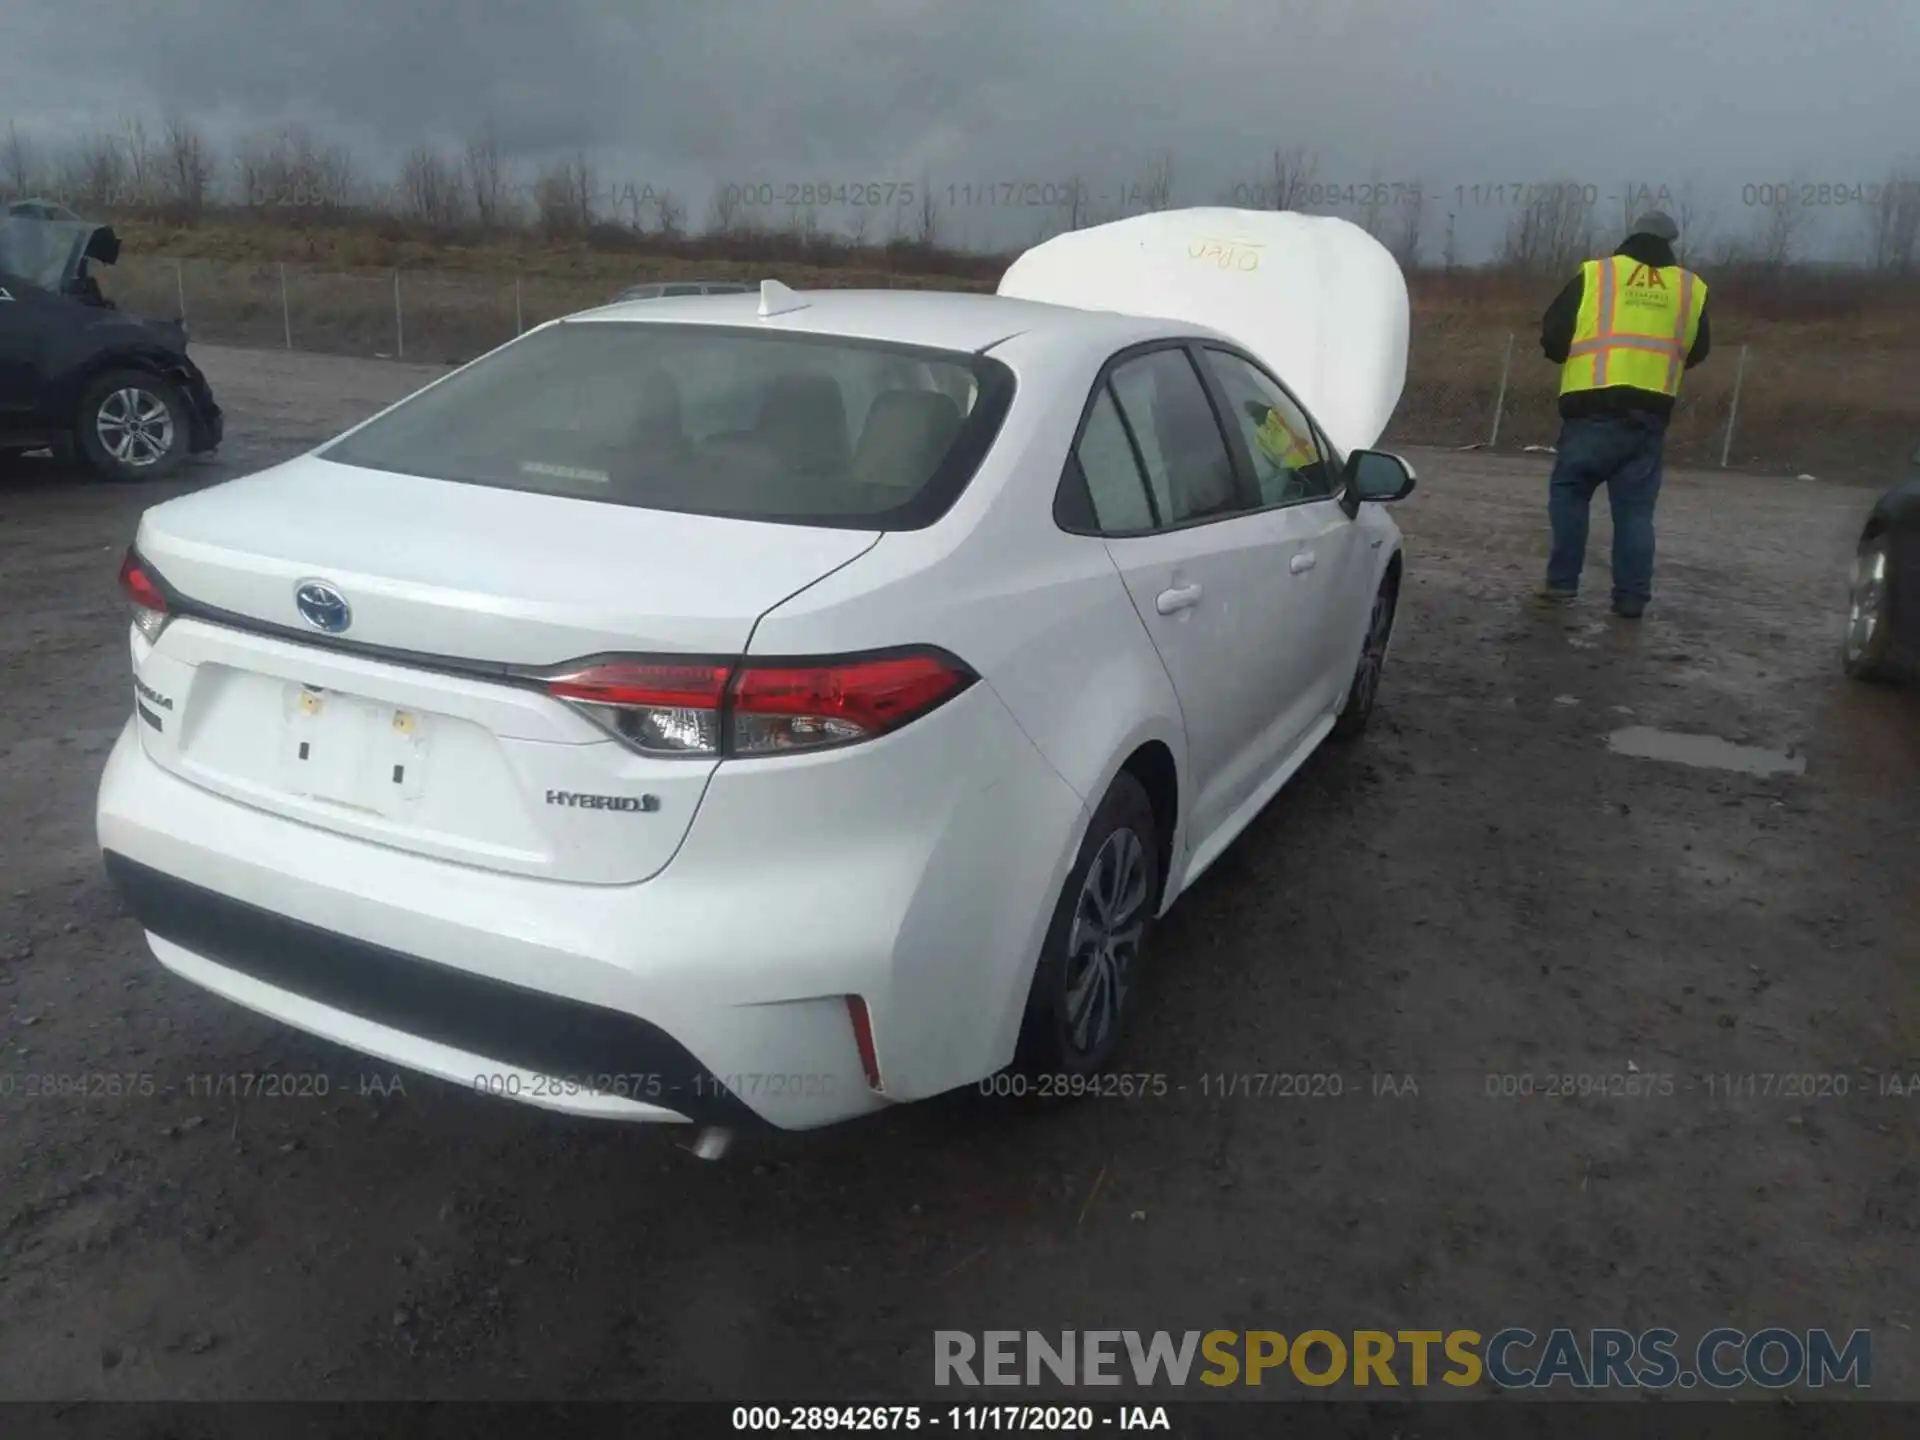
[[96, 678, 1086, 1130], [103, 851, 761, 1127]]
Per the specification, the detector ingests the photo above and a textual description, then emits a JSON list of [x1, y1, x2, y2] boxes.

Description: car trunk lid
[[130, 456, 880, 884]]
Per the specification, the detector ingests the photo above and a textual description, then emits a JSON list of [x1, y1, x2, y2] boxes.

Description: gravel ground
[[0, 345, 1914, 1403]]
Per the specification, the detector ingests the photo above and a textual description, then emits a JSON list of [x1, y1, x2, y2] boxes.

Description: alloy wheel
[[1845, 544, 1887, 664], [1061, 826, 1149, 1055], [96, 388, 176, 468], [1350, 585, 1396, 715]]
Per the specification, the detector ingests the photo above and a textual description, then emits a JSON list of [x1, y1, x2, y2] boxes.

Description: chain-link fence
[[104, 254, 1920, 478]]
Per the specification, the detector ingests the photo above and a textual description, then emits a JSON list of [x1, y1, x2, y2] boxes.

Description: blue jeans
[[1545, 411, 1668, 605]]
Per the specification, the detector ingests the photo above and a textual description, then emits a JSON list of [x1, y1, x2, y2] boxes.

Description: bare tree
[[1357, 161, 1389, 240], [916, 171, 939, 245], [533, 152, 595, 236], [159, 113, 211, 217], [1441, 210, 1458, 271], [463, 119, 507, 231], [64, 129, 128, 210], [229, 125, 347, 211], [1670, 179, 1716, 268], [568, 151, 596, 231], [1387, 185, 1425, 268], [653, 187, 686, 240], [1265, 146, 1320, 212], [1136, 152, 1175, 212], [1751, 177, 1810, 271], [703, 182, 742, 236], [229, 127, 274, 209], [1062, 173, 1088, 231], [844, 206, 871, 249], [119, 116, 157, 207], [1499, 178, 1597, 276], [1863, 165, 1920, 274], [0, 121, 36, 198], [296, 131, 355, 209], [398, 143, 468, 227]]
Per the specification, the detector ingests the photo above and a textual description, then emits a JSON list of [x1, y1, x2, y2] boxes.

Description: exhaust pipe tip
[[690, 1126, 734, 1161]]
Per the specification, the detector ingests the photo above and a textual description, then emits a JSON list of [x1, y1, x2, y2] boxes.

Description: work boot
[[1536, 583, 1577, 604], [1612, 597, 1647, 619]]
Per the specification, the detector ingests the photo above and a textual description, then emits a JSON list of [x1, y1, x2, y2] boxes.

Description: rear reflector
[[541, 648, 975, 758], [845, 995, 883, 1092], [118, 548, 169, 642]]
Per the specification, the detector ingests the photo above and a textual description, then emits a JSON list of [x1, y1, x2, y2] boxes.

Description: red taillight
[[540, 649, 973, 758], [730, 652, 972, 754], [846, 995, 883, 1093], [119, 548, 166, 612], [119, 548, 169, 642]]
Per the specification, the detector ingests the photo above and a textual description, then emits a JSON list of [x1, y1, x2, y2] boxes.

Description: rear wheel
[[1011, 772, 1159, 1080], [75, 369, 189, 482], [1843, 532, 1902, 682], [1330, 569, 1400, 740]]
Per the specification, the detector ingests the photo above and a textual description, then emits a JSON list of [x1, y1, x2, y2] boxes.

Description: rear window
[[320, 320, 1015, 529]]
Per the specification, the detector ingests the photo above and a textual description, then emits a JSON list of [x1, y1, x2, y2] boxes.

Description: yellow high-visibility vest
[[1560, 255, 1707, 398], [1254, 408, 1318, 470]]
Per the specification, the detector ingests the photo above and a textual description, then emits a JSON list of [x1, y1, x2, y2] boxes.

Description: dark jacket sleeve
[[1540, 272, 1583, 364], [1685, 289, 1711, 369]]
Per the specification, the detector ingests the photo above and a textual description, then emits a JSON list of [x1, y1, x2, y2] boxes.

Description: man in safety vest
[[1537, 211, 1711, 618], [1244, 398, 1329, 500]]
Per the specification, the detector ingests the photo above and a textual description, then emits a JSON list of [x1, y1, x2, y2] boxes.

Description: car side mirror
[[1345, 449, 1417, 503]]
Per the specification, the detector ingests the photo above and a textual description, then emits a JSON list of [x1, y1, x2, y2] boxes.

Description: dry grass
[[92, 212, 1920, 477]]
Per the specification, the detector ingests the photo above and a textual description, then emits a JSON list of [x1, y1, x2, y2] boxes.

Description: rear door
[[1086, 344, 1313, 848]]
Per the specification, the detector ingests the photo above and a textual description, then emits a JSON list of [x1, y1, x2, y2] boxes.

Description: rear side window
[[320, 321, 1015, 530], [1071, 388, 1156, 532], [1108, 350, 1244, 524]]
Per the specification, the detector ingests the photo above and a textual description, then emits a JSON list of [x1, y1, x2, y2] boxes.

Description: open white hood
[[996, 208, 1409, 457]]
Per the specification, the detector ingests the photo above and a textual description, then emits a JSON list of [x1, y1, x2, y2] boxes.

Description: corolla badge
[[294, 580, 352, 634]]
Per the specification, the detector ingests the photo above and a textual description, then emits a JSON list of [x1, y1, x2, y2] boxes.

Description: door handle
[[1155, 583, 1203, 615], [1290, 552, 1318, 574]]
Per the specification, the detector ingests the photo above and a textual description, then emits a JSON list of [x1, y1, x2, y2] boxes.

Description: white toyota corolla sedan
[[96, 209, 1415, 1142]]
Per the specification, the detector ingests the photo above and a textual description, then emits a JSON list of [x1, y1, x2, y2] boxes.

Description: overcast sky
[[4, 0, 1917, 258]]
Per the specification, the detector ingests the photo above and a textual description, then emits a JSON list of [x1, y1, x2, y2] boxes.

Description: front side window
[[1204, 348, 1336, 505], [321, 320, 1013, 530]]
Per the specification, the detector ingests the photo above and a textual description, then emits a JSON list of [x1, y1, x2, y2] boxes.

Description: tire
[[1842, 531, 1902, 683], [75, 369, 190, 482], [1330, 568, 1400, 740], [1010, 772, 1159, 1080]]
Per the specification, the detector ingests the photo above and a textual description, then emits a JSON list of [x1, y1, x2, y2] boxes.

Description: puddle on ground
[[1605, 726, 1806, 777]]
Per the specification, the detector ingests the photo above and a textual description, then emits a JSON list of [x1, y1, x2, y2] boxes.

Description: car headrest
[[852, 389, 963, 490], [755, 372, 850, 474]]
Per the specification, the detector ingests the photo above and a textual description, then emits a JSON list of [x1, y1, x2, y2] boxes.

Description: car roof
[[564, 287, 1196, 355]]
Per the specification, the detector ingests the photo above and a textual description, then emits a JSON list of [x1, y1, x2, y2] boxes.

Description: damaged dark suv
[[0, 211, 222, 481]]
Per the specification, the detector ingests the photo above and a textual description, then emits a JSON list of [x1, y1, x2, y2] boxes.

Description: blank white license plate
[[276, 683, 431, 817]]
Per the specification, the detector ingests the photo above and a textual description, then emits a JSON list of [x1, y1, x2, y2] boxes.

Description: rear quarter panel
[[743, 328, 1192, 1081]]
